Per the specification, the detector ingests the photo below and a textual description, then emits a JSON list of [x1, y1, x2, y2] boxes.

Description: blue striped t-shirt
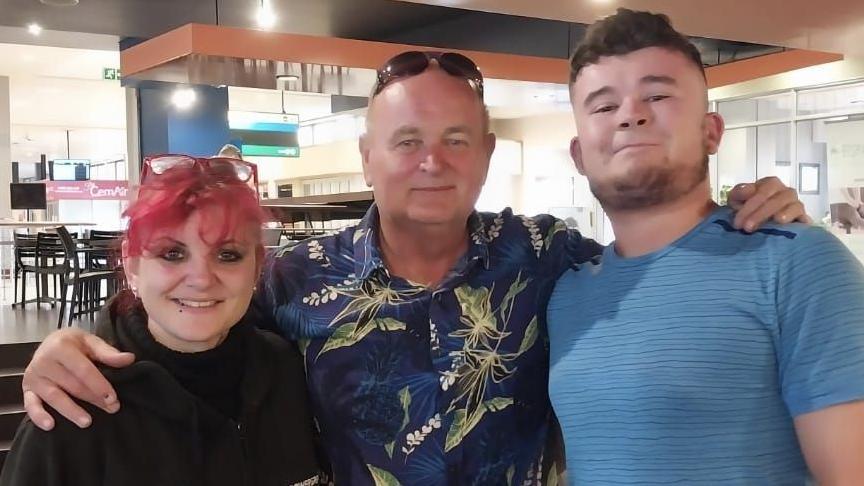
[[547, 206, 864, 484]]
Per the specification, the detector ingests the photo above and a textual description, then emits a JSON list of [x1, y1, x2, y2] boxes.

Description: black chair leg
[[57, 277, 68, 329], [12, 267, 19, 307], [68, 282, 80, 327], [20, 271, 27, 308]]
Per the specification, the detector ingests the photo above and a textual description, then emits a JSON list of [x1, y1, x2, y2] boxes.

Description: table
[[0, 222, 97, 304], [0, 221, 98, 228]]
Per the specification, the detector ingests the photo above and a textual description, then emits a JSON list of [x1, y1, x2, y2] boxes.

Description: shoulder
[[249, 328, 305, 366], [268, 226, 355, 263], [475, 208, 560, 233], [702, 208, 836, 255]]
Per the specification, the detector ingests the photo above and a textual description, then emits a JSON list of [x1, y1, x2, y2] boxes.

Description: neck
[[377, 214, 470, 287], [147, 320, 227, 353], [606, 181, 717, 258]]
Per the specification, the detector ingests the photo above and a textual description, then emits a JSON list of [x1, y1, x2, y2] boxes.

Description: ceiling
[[1, 0, 786, 62], [0, 42, 127, 165], [398, 0, 864, 57]]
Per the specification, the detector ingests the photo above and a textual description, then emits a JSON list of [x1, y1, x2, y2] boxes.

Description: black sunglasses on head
[[373, 51, 484, 99]]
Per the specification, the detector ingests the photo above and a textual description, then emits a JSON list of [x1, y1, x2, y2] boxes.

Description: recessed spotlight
[[27, 23, 42, 36], [171, 87, 197, 110], [276, 74, 300, 82], [39, 0, 80, 5]]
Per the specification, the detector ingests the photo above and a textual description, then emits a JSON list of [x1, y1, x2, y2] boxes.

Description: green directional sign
[[241, 144, 300, 157], [102, 68, 121, 80]]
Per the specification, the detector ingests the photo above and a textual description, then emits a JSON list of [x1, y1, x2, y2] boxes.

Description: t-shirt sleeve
[[776, 226, 864, 416]]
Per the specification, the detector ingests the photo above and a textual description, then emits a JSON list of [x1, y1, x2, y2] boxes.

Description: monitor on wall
[[51, 159, 90, 181], [10, 182, 47, 210]]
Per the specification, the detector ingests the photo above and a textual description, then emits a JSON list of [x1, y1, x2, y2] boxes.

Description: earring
[[131, 286, 139, 298]]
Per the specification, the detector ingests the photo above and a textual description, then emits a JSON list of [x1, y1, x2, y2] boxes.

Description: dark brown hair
[[569, 8, 705, 83]]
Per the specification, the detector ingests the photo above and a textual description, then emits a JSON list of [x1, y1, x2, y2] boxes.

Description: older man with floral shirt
[[21, 50, 806, 486]]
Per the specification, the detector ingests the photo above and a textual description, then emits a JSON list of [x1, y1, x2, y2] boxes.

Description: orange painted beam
[[122, 23, 569, 83], [122, 24, 196, 76], [706, 49, 843, 88], [122, 24, 842, 88]]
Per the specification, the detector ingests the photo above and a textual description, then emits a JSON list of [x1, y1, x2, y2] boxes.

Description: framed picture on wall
[[799, 163, 821, 195]]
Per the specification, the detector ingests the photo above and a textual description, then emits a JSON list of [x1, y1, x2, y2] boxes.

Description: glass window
[[717, 92, 793, 125], [801, 115, 864, 263], [715, 123, 791, 203], [755, 123, 792, 186], [797, 82, 864, 116], [716, 127, 757, 203]]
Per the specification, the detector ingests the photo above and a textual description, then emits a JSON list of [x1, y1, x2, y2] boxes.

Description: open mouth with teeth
[[171, 299, 222, 309]]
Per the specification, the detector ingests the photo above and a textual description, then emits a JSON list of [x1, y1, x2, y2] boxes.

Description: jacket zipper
[[235, 419, 251, 486]]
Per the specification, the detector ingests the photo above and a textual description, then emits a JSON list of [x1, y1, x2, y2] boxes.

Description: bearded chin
[[590, 153, 709, 212]]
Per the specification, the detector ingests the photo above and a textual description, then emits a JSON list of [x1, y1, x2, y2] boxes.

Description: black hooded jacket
[[0, 301, 320, 486]]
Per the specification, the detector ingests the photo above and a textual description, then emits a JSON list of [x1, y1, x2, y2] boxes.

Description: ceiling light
[[255, 0, 277, 29], [171, 87, 197, 110], [276, 74, 300, 82], [27, 23, 42, 36]]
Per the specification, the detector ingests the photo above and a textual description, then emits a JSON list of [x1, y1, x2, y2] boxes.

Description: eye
[[647, 94, 670, 102], [159, 247, 185, 262], [593, 104, 617, 114], [395, 139, 421, 150], [445, 137, 469, 148], [217, 249, 244, 263]]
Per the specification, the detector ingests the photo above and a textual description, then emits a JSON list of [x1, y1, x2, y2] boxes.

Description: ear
[[570, 136, 586, 175], [121, 240, 140, 292], [359, 134, 373, 187], [704, 112, 725, 155], [480, 132, 496, 186]]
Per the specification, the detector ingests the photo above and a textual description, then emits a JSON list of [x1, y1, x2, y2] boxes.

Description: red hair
[[124, 166, 269, 257]]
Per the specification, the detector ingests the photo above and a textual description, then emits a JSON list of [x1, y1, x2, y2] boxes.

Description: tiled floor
[[0, 278, 95, 344]]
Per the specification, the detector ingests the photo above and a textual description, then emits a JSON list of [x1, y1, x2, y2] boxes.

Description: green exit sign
[[241, 144, 300, 157], [102, 68, 121, 80]]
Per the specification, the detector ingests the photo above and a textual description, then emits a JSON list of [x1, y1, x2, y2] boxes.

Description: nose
[[617, 98, 651, 129], [183, 255, 216, 289], [418, 143, 446, 174]]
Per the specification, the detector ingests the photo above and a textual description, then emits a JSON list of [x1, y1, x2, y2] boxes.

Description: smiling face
[[569, 47, 723, 211], [124, 210, 260, 352], [360, 65, 496, 228]]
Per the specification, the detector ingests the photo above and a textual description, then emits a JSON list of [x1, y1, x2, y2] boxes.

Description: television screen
[[10, 183, 47, 210], [52, 159, 90, 181]]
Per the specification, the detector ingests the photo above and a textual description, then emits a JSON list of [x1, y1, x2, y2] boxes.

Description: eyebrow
[[389, 126, 420, 143], [582, 75, 679, 108], [443, 125, 473, 136]]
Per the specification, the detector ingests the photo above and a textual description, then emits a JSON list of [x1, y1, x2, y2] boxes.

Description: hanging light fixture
[[255, 0, 277, 29]]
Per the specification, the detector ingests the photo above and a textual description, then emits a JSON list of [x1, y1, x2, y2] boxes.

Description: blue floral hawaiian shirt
[[255, 205, 601, 486]]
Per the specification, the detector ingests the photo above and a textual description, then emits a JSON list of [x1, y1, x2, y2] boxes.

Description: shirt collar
[[352, 205, 491, 282]]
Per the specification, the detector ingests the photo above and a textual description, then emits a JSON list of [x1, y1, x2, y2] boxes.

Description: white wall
[[247, 139, 363, 183], [492, 112, 591, 214], [0, 76, 10, 220]]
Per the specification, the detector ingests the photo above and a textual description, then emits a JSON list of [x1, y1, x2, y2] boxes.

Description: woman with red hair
[[1, 155, 320, 486]]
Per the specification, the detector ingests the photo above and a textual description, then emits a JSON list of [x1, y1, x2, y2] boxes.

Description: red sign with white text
[[46, 181, 130, 201]]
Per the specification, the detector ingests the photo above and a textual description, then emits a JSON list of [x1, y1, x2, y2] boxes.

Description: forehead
[[149, 209, 256, 245], [572, 47, 703, 96], [369, 68, 485, 131]]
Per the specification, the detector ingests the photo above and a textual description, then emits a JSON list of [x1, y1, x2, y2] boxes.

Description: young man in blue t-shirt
[[549, 8, 864, 484]]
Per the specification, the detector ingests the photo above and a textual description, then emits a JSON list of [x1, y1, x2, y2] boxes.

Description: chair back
[[13, 233, 37, 267], [89, 229, 124, 240], [35, 231, 66, 261], [55, 226, 83, 276]]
